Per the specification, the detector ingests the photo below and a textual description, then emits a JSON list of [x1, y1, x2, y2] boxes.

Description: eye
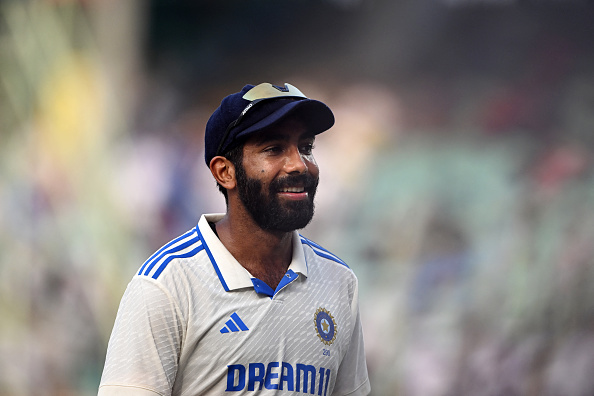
[[300, 142, 315, 155], [264, 145, 283, 154]]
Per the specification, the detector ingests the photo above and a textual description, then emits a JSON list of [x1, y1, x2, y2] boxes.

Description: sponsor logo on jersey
[[314, 308, 336, 346], [226, 362, 331, 395], [220, 312, 249, 333]]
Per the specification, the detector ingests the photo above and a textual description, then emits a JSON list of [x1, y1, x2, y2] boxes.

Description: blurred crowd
[[2, 1, 594, 395]]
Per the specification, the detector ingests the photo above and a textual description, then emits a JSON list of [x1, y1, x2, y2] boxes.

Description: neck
[[215, 203, 294, 289]]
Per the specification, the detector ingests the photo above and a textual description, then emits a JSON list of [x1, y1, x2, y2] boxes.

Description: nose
[[284, 145, 308, 175]]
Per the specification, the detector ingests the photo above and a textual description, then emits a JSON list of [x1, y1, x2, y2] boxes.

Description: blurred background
[[2, 0, 594, 395]]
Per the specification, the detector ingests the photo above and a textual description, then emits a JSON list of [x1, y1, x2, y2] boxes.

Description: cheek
[[306, 157, 319, 175]]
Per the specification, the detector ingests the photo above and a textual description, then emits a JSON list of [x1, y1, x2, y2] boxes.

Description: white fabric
[[99, 214, 370, 396], [98, 385, 161, 396]]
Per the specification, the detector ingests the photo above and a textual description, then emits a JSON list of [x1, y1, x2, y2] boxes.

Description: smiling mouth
[[272, 173, 318, 199], [277, 186, 309, 200], [280, 186, 305, 193]]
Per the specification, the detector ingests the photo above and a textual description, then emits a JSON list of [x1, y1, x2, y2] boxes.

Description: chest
[[176, 276, 353, 394]]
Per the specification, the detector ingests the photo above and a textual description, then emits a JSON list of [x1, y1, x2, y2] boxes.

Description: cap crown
[[204, 83, 334, 166]]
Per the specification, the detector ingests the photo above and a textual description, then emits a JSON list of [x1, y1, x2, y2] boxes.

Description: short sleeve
[[99, 278, 184, 396], [332, 284, 371, 396]]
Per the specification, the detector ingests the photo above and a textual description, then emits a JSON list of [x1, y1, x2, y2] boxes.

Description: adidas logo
[[220, 312, 249, 334]]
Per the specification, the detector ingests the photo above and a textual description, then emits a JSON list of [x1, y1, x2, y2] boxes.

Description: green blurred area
[[2, 1, 594, 395]]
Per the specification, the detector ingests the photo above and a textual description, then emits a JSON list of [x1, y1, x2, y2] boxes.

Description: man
[[98, 83, 370, 396]]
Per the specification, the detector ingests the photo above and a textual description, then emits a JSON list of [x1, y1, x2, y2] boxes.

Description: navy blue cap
[[204, 83, 335, 166]]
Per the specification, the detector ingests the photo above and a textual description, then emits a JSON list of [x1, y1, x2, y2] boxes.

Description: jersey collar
[[197, 214, 309, 292]]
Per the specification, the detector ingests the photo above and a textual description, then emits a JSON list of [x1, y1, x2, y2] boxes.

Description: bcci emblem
[[314, 307, 337, 345]]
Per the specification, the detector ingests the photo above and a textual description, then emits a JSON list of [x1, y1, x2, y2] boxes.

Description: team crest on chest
[[314, 307, 337, 345]]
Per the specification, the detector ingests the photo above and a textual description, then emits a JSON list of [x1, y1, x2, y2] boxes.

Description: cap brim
[[234, 99, 335, 142]]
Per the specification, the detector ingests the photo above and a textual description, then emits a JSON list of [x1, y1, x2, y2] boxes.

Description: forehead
[[246, 118, 315, 145]]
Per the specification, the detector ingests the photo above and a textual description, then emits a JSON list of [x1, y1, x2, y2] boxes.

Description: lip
[[277, 191, 309, 200], [271, 173, 317, 201]]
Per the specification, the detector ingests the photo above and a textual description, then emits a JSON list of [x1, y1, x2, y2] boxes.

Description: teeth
[[282, 187, 304, 193]]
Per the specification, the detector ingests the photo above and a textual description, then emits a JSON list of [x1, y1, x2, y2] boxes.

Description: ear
[[209, 156, 237, 190]]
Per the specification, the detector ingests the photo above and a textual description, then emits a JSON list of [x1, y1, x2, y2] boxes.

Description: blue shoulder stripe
[[300, 236, 349, 268], [151, 243, 204, 279], [138, 229, 196, 276], [141, 236, 200, 277]]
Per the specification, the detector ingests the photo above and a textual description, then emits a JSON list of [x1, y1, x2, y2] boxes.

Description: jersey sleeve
[[98, 277, 185, 396], [331, 280, 371, 396]]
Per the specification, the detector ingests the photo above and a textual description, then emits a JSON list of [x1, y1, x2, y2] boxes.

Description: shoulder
[[126, 227, 212, 317], [299, 234, 360, 307], [299, 234, 351, 271], [136, 227, 206, 281]]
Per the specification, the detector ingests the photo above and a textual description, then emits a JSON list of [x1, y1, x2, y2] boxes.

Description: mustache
[[270, 173, 319, 192]]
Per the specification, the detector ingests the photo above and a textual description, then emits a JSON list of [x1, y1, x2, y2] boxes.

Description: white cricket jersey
[[99, 214, 370, 396]]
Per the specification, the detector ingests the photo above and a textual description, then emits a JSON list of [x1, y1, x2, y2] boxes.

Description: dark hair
[[217, 143, 244, 204]]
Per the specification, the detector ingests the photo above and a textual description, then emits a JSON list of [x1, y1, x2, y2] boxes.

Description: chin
[[259, 205, 315, 232]]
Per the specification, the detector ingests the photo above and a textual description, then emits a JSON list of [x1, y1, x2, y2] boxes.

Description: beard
[[235, 163, 318, 232]]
